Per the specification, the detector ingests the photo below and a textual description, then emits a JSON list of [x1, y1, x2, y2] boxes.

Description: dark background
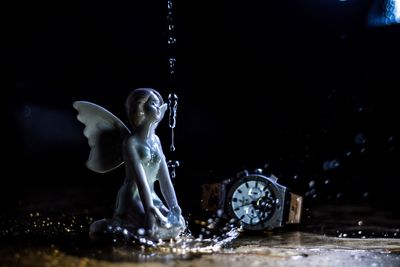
[[4, 0, 400, 220]]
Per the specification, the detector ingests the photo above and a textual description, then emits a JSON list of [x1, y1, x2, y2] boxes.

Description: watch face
[[226, 175, 280, 230]]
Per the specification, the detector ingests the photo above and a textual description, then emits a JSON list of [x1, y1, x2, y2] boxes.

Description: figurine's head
[[125, 88, 166, 130]]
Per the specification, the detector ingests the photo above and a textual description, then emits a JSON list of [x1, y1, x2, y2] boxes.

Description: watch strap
[[286, 192, 303, 224]]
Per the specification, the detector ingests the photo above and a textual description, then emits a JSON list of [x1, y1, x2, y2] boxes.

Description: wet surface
[[1, 204, 400, 267], [1, 232, 400, 267]]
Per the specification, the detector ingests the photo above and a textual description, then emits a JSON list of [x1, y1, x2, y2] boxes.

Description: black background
[[4, 0, 400, 219]]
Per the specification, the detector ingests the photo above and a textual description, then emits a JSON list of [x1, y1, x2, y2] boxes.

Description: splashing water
[[0, 210, 242, 263], [141, 227, 241, 255], [128, 214, 242, 254]]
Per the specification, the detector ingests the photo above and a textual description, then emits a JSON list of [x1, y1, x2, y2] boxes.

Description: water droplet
[[322, 159, 340, 171], [216, 209, 224, 217], [355, 132, 367, 145], [137, 228, 145, 236]]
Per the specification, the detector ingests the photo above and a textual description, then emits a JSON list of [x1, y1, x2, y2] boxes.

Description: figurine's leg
[[114, 180, 145, 227]]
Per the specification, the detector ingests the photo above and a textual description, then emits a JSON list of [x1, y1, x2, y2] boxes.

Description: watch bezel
[[226, 174, 288, 231]]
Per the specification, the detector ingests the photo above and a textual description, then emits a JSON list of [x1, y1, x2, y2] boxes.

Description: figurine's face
[[144, 92, 164, 122]]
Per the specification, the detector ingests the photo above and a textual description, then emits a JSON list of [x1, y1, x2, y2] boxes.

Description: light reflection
[[368, 0, 400, 26]]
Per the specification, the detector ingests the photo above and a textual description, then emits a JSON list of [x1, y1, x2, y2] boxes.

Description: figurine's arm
[[156, 136, 182, 222], [158, 155, 180, 209]]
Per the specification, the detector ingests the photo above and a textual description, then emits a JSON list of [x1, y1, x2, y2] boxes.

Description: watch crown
[[254, 168, 263, 174], [237, 170, 249, 178]]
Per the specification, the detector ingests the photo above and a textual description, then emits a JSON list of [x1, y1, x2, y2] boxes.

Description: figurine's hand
[[167, 205, 184, 227], [148, 206, 168, 230]]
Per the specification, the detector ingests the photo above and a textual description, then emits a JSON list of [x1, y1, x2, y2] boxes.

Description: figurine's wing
[[73, 101, 131, 173]]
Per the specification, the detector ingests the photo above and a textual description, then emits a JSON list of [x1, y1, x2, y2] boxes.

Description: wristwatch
[[201, 169, 303, 231]]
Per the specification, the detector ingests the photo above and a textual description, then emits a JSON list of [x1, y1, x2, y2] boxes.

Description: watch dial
[[228, 177, 277, 230]]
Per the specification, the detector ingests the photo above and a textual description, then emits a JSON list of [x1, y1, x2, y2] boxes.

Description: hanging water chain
[[166, 0, 176, 75], [166, 0, 177, 152], [167, 93, 179, 178], [166, 0, 179, 178], [168, 93, 178, 152]]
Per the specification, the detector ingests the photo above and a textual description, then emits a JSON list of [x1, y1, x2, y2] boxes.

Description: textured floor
[[1, 231, 400, 267], [1, 202, 400, 267]]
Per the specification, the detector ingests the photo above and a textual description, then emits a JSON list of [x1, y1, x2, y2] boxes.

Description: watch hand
[[236, 202, 253, 208], [237, 198, 263, 208]]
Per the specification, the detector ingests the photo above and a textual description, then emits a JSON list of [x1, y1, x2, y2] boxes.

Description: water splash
[[143, 227, 241, 255]]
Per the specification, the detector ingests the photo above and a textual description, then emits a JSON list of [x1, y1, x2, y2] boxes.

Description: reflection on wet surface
[[1, 232, 400, 267], [1, 205, 400, 266]]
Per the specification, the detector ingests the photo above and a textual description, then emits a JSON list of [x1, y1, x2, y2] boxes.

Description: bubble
[[137, 228, 145, 236], [308, 181, 315, 188], [322, 159, 340, 171], [355, 133, 367, 145], [216, 209, 224, 217], [358, 221, 363, 226]]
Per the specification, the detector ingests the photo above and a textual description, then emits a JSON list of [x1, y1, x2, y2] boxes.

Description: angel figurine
[[73, 88, 186, 241]]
